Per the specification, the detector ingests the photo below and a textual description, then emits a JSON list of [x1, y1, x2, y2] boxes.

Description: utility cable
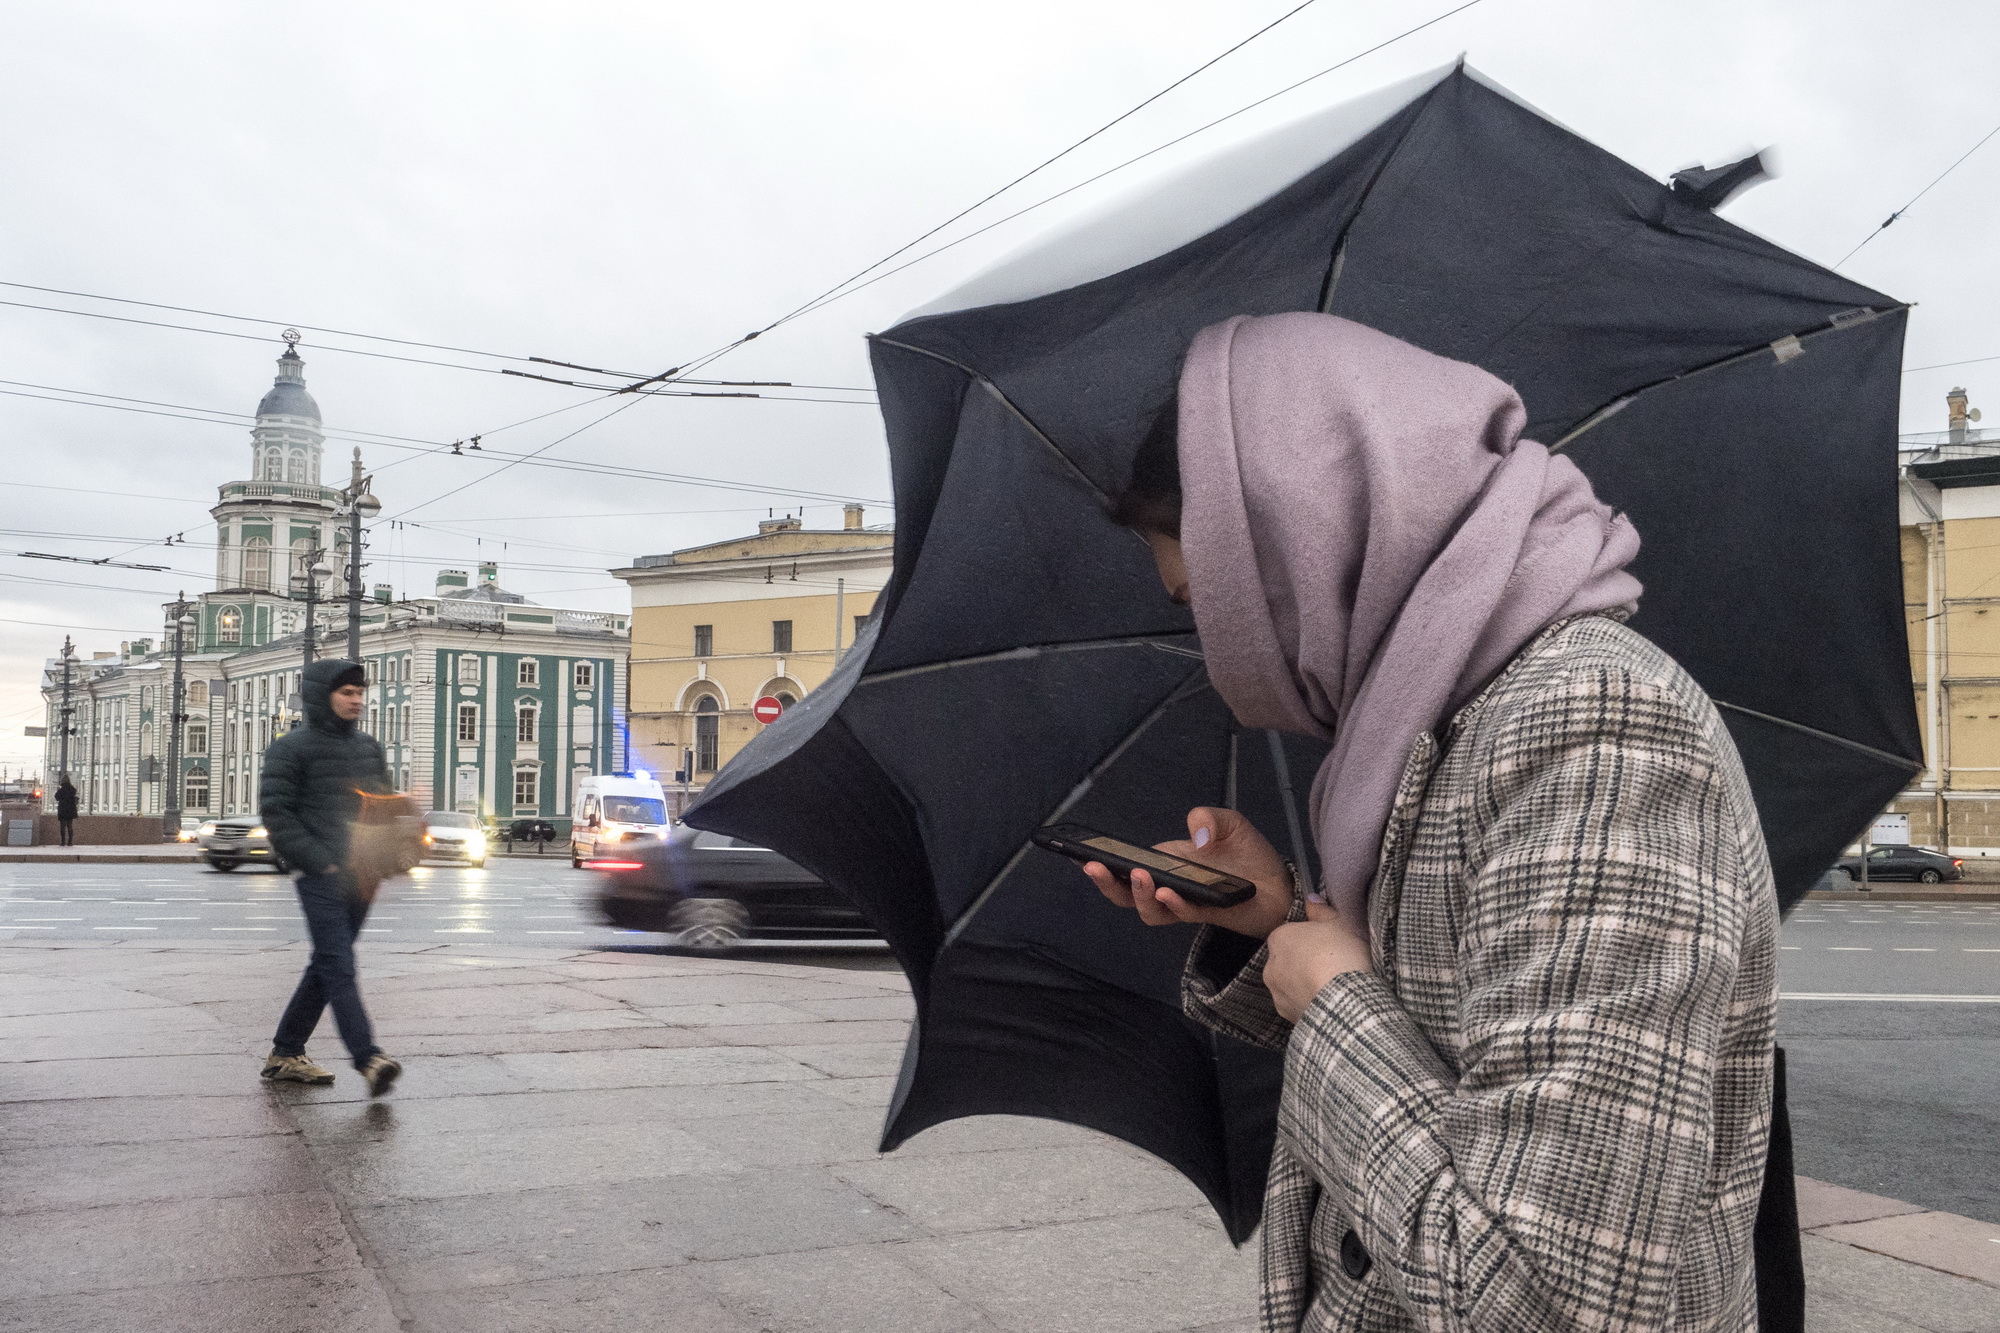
[[624, 0, 1487, 387], [612, 0, 1324, 394], [1837, 117, 2000, 268], [770, 0, 1491, 329]]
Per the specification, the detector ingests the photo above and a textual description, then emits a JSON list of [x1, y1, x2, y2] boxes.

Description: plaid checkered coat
[[1185, 615, 1778, 1332]]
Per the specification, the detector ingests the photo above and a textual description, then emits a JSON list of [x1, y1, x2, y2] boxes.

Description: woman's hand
[[1083, 807, 1295, 940], [1264, 900, 1373, 1022]]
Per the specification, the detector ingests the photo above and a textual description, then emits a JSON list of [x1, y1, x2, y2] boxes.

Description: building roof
[[624, 517, 894, 572]]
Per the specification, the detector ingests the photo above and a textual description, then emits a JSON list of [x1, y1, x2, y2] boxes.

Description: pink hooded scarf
[[1178, 313, 1643, 930]]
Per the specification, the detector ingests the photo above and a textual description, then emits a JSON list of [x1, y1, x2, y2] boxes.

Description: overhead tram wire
[[756, 0, 1494, 333], [611, 0, 1489, 392], [594, 0, 1331, 397], [0, 280, 876, 395], [0, 378, 889, 506], [1836, 116, 2000, 268]]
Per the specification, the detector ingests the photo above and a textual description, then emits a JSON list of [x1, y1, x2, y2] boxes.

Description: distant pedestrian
[[257, 659, 403, 1095], [54, 774, 78, 846]]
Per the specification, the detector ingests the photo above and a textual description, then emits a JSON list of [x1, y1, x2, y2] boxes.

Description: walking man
[[54, 774, 78, 846], [258, 658, 402, 1095]]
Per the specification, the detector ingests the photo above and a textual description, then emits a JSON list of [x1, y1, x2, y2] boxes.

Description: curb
[[0, 850, 204, 863], [1798, 1177, 2000, 1290], [1804, 887, 2000, 902]]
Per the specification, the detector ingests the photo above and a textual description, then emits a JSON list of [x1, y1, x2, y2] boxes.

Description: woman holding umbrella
[[1086, 312, 1778, 1332]]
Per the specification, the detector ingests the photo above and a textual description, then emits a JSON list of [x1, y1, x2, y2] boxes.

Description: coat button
[[1340, 1229, 1372, 1281]]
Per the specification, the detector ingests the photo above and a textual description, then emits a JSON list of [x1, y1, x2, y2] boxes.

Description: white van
[[571, 773, 672, 867]]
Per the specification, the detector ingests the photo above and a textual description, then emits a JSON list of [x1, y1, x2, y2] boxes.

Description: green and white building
[[39, 343, 629, 829]]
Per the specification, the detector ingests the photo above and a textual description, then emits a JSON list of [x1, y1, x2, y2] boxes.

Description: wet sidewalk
[[1, 939, 1993, 1332]]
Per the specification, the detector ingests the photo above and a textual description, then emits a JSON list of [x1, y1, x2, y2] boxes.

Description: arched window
[[242, 540, 271, 590], [516, 703, 538, 744], [187, 681, 207, 707], [219, 608, 242, 644], [263, 448, 282, 480], [287, 451, 307, 482], [457, 703, 480, 743], [694, 695, 720, 773]]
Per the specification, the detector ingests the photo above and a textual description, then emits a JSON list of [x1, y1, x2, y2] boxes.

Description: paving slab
[[360, 1168, 912, 1292], [0, 1270, 400, 1333], [0, 1091, 292, 1150], [396, 1266, 757, 1333], [1801, 1234, 2000, 1333], [894, 1209, 1261, 1333], [688, 1242, 1001, 1333], [308, 1119, 738, 1203], [491, 1043, 823, 1091], [0, 1191, 362, 1300], [0, 1131, 319, 1213]]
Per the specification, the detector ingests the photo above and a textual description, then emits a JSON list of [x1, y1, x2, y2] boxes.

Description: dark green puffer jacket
[[259, 659, 390, 875]]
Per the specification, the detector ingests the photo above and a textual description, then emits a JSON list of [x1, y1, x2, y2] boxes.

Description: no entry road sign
[[753, 695, 785, 724]]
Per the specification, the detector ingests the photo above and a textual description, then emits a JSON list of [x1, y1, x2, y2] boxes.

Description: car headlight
[[198, 822, 216, 837], [250, 826, 268, 839], [468, 835, 487, 854]]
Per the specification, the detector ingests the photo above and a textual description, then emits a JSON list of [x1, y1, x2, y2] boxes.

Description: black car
[[1834, 845, 1965, 884], [592, 823, 871, 948]]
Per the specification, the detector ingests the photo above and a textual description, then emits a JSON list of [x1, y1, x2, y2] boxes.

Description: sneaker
[[359, 1054, 402, 1098], [261, 1053, 335, 1085]]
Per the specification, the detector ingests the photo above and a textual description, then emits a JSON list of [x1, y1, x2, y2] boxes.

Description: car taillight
[[586, 859, 646, 871], [1954, 859, 1964, 868]]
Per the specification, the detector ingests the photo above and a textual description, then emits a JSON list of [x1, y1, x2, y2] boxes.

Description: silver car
[[200, 816, 288, 872]]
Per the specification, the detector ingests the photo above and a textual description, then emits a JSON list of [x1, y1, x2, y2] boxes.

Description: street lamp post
[[300, 554, 331, 672], [162, 597, 194, 840], [341, 448, 381, 663], [55, 636, 76, 788]]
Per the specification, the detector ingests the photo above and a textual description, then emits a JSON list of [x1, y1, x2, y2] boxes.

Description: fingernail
[[1305, 892, 1326, 904], [1193, 827, 1210, 848]]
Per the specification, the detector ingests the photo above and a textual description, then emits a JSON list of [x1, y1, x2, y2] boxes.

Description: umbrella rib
[[940, 667, 1214, 949], [1712, 700, 1922, 773], [857, 634, 1201, 686], [869, 336, 1112, 503], [1548, 304, 1909, 453]]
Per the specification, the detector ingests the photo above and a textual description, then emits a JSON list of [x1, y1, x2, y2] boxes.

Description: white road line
[[1780, 946, 1802, 951], [212, 927, 274, 931], [433, 929, 491, 934], [132, 917, 198, 921], [92, 926, 155, 930], [12, 918, 80, 921], [1967, 948, 2000, 953], [1783, 992, 2000, 1002], [3, 925, 54, 929]]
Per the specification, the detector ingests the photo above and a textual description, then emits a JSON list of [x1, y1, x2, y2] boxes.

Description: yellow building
[[1893, 386, 2000, 853], [611, 506, 893, 812]]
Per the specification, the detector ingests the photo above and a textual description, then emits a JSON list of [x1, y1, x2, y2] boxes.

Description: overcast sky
[[3, 0, 1995, 770]]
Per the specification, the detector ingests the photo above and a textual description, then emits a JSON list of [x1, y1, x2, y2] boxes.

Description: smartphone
[[1032, 821, 1257, 909]]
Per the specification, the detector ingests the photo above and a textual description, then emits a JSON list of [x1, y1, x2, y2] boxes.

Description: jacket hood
[[302, 658, 367, 734]]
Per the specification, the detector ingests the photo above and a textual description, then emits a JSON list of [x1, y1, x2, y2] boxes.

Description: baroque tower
[[204, 333, 346, 649]]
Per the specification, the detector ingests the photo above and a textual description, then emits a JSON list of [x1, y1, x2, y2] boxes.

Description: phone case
[[1032, 822, 1257, 909]]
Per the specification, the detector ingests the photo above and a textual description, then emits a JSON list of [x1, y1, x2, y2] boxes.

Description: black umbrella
[[686, 64, 1920, 1241]]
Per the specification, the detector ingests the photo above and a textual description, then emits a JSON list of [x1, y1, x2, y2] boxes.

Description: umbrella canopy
[[686, 63, 1920, 1241]]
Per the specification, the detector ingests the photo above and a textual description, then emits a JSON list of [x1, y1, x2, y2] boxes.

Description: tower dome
[[256, 344, 321, 422]]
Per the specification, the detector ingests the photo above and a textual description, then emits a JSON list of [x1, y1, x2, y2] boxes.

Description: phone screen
[[1078, 835, 1233, 886]]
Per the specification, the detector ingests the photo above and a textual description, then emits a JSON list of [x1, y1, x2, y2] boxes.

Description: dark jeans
[[272, 871, 379, 1068], [57, 817, 74, 846]]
